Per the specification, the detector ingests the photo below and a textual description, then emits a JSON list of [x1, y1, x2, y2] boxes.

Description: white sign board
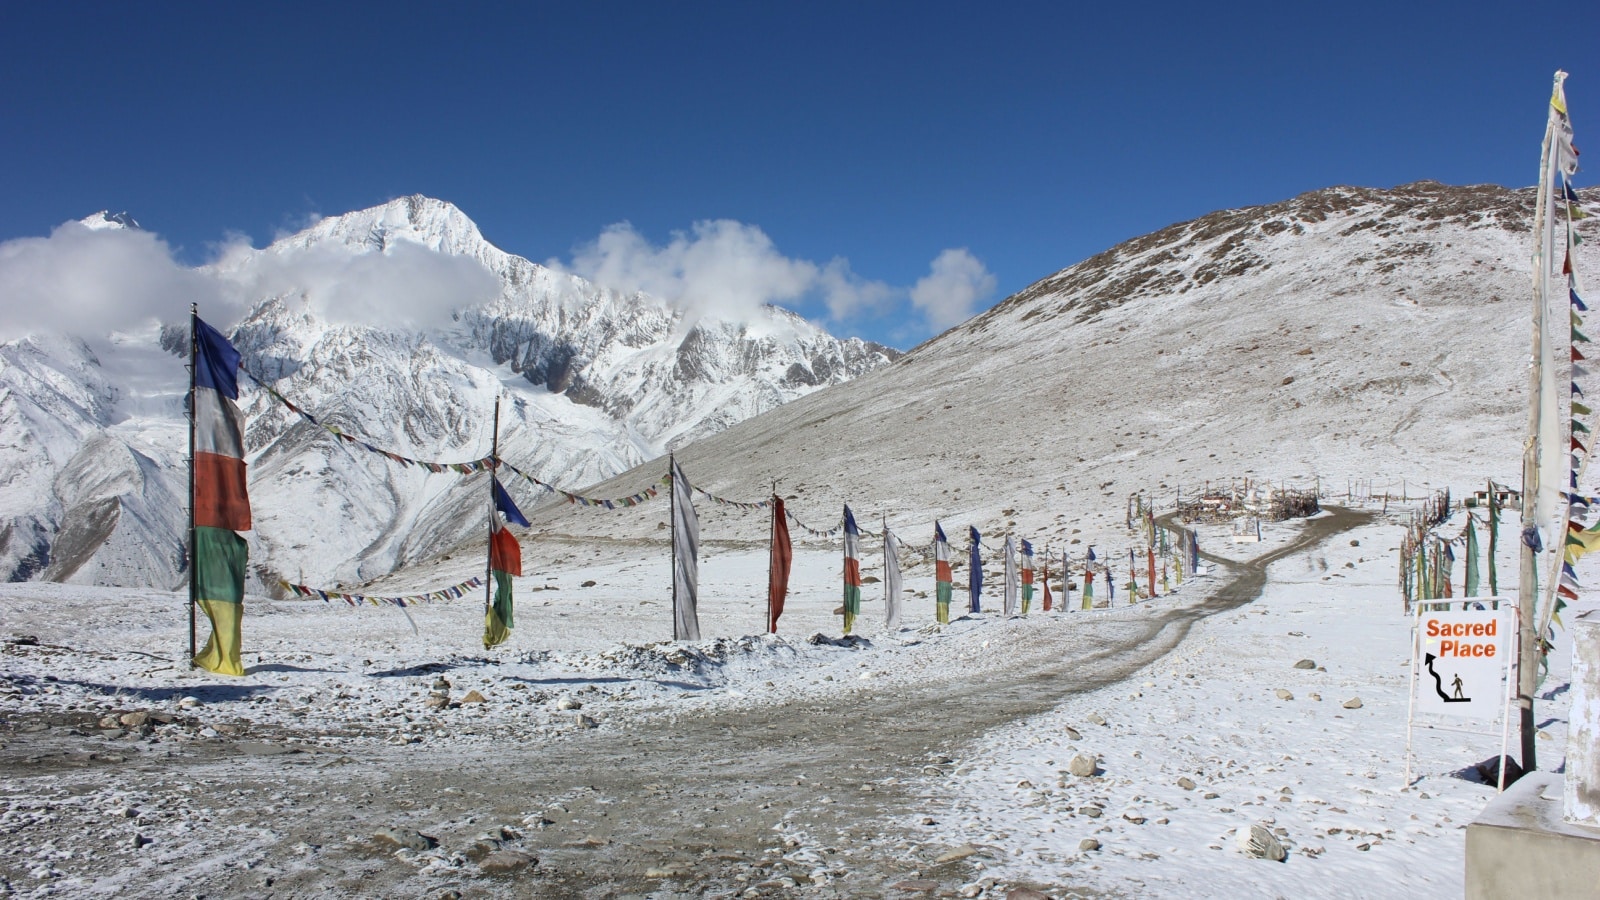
[[1413, 607, 1510, 720]]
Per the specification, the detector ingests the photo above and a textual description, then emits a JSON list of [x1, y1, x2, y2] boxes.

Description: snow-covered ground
[[0, 500, 1583, 898], [904, 513, 1572, 898]]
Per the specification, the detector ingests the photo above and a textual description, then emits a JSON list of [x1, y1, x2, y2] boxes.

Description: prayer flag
[[190, 316, 251, 676], [884, 527, 903, 631], [671, 459, 701, 641], [1083, 547, 1095, 609], [484, 475, 523, 649], [934, 522, 952, 624], [842, 505, 862, 634], [969, 526, 982, 613], [1003, 535, 1018, 617], [768, 496, 792, 633], [1021, 539, 1035, 615]]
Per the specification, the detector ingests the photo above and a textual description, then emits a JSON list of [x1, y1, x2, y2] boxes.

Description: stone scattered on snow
[[935, 843, 981, 863], [1087, 713, 1107, 726], [557, 697, 582, 710], [1343, 697, 1363, 709], [1237, 823, 1287, 861], [1293, 659, 1317, 669], [1274, 689, 1294, 701], [460, 690, 487, 704], [1068, 753, 1099, 777], [1079, 838, 1101, 852], [372, 827, 435, 852], [479, 849, 535, 874], [1063, 725, 1082, 740], [1177, 776, 1197, 790]]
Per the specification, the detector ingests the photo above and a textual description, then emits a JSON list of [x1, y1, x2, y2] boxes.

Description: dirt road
[[0, 507, 1372, 899]]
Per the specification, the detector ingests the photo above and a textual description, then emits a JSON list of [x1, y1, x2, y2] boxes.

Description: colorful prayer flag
[[484, 476, 524, 649], [842, 505, 863, 634], [190, 315, 251, 677], [934, 522, 952, 624]]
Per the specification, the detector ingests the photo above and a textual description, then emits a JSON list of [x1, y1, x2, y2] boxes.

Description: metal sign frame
[[1403, 597, 1519, 792]]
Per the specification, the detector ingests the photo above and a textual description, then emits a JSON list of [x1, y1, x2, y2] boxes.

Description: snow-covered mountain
[[0, 197, 897, 588], [484, 182, 1598, 571]]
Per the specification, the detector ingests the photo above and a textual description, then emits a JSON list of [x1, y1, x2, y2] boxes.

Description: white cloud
[[561, 220, 818, 323], [910, 248, 996, 331], [218, 240, 500, 331], [0, 218, 500, 342], [819, 258, 896, 321], [0, 222, 227, 341]]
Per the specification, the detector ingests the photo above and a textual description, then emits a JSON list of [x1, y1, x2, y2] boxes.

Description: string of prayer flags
[[245, 371, 495, 473], [1543, 72, 1589, 641], [694, 487, 770, 511], [280, 575, 484, 608], [191, 315, 251, 677], [501, 458, 666, 508]]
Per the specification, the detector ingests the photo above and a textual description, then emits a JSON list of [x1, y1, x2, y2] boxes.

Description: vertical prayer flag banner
[[1042, 558, 1053, 612], [1083, 547, 1096, 610], [842, 505, 863, 634], [969, 526, 983, 613], [884, 526, 904, 631], [1003, 535, 1018, 617], [768, 496, 792, 633], [484, 476, 526, 649], [671, 460, 701, 641], [1021, 539, 1036, 615], [934, 522, 953, 625], [191, 316, 251, 677]]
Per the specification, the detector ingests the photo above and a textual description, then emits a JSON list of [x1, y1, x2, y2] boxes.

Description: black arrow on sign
[[1424, 653, 1470, 702]]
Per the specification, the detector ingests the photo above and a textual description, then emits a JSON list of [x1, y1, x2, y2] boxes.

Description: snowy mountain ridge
[[0, 196, 898, 588], [442, 181, 1598, 588]]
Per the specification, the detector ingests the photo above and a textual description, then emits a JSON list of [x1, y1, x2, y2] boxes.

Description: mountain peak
[[79, 210, 141, 231]]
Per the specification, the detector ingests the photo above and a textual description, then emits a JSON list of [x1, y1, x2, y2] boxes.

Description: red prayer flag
[[194, 451, 251, 531], [768, 497, 792, 633]]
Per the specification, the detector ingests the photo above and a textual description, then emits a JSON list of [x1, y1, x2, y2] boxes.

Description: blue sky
[[2, 2, 1596, 348]]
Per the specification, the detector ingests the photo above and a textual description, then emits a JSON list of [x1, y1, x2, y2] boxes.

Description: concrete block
[[1466, 772, 1600, 899]]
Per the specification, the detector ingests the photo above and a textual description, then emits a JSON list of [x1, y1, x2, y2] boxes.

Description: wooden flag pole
[[485, 396, 500, 616], [187, 304, 198, 667]]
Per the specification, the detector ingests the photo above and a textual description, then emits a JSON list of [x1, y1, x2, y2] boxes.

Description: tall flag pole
[[190, 313, 252, 677], [968, 526, 983, 613], [1002, 535, 1018, 617], [1519, 70, 1575, 773], [187, 305, 197, 663], [883, 516, 903, 631], [1465, 517, 1481, 597], [842, 505, 863, 634], [768, 488, 792, 634], [934, 521, 953, 624], [1021, 539, 1036, 615], [670, 455, 701, 641], [1147, 544, 1157, 598]]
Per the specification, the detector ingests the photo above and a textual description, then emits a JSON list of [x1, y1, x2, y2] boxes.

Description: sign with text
[[1413, 607, 1511, 720]]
